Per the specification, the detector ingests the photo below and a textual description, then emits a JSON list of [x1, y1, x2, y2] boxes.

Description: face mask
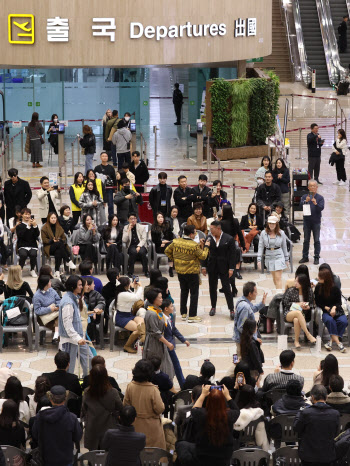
[[54, 119, 58, 123], [124, 117, 130, 122], [124, 187, 131, 194], [257, 179, 264, 186]]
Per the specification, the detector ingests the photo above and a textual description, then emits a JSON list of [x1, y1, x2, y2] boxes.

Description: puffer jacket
[[234, 407, 269, 451], [165, 237, 209, 275], [84, 289, 105, 312]]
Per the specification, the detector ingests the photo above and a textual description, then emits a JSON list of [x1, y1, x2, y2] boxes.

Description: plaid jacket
[[165, 237, 209, 275]]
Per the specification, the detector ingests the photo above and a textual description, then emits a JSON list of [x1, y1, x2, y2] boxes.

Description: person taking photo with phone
[[16, 208, 40, 278], [37, 176, 61, 225]]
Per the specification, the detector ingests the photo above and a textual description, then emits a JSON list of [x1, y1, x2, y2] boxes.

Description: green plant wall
[[210, 71, 280, 148]]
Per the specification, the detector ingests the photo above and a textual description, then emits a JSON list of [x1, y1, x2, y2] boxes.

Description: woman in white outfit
[[258, 216, 289, 289], [333, 129, 347, 186]]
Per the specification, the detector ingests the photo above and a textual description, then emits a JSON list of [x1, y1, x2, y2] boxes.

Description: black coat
[[272, 168, 290, 194], [114, 189, 142, 223], [149, 184, 172, 218], [129, 160, 150, 186], [242, 339, 264, 374], [58, 215, 75, 235], [272, 394, 308, 415], [4, 178, 32, 219], [101, 425, 146, 466], [211, 190, 227, 212], [240, 214, 264, 231], [256, 183, 281, 209], [16, 223, 39, 249], [151, 223, 174, 253], [307, 132, 323, 158], [101, 282, 118, 311], [80, 133, 96, 154], [84, 289, 105, 312], [220, 218, 246, 249], [202, 232, 236, 273], [294, 402, 339, 463], [42, 369, 82, 397], [191, 185, 213, 218], [173, 187, 193, 220]]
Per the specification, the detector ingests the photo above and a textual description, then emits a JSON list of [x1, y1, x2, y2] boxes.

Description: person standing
[[174, 175, 193, 226], [272, 158, 291, 216], [102, 108, 112, 152], [173, 83, 183, 125], [4, 168, 32, 224], [114, 179, 142, 226], [106, 110, 120, 167], [332, 129, 347, 186], [307, 123, 324, 184], [191, 174, 213, 218], [338, 15, 349, 53], [129, 151, 149, 193], [79, 125, 96, 174], [202, 221, 236, 320], [47, 113, 60, 155], [294, 384, 339, 466], [69, 172, 85, 228], [27, 112, 44, 168], [258, 216, 289, 289], [299, 179, 325, 265], [112, 119, 132, 169], [94, 151, 117, 217], [58, 275, 91, 377], [37, 176, 61, 224], [149, 172, 172, 220], [165, 224, 210, 322]]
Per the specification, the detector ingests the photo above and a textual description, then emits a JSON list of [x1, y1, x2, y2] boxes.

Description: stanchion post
[[11, 139, 14, 167], [221, 167, 224, 185], [291, 94, 294, 120], [77, 138, 81, 167], [346, 118, 348, 136], [43, 120, 46, 142], [232, 183, 236, 213], [140, 133, 143, 160], [81, 119, 85, 134], [21, 130, 23, 161], [336, 103, 338, 133], [207, 132, 210, 182], [334, 124, 336, 141], [298, 127, 302, 159], [71, 142, 74, 176]]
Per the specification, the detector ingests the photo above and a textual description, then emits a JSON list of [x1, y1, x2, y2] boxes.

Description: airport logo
[[8, 14, 35, 44]]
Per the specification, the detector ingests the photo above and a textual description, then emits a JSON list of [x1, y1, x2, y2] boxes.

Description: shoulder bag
[[33, 125, 44, 145]]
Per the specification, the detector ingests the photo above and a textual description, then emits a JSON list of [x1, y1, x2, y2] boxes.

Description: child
[[161, 299, 190, 389], [84, 277, 105, 344], [150, 357, 177, 417]]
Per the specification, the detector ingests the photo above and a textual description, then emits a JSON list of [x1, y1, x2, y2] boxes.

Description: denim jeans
[[62, 342, 91, 377], [302, 221, 321, 259], [322, 312, 348, 338], [84, 153, 94, 174], [168, 348, 185, 389], [106, 188, 114, 217]]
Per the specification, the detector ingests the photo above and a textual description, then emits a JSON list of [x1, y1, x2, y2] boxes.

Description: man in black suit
[[4, 168, 32, 224], [307, 123, 324, 184], [43, 351, 82, 397], [173, 175, 193, 226], [191, 174, 214, 218], [202, 220, 236, 319]]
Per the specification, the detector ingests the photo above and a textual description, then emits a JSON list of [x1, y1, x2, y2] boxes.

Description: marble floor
[[1, 75, 350, 396]]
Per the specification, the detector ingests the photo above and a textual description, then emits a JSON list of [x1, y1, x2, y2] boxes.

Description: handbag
[[72, 245, 80, 255], [81, 147, 86, 155], [39, 310, 59, 326], [121, 132, 131, 150], [25, 133, 31, 154], [99, 237, 107, 255]]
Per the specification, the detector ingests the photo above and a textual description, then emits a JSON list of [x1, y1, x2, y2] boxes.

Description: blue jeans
[[84, 153, 94, 174], [62, 342, 91, 377], [302, 221, 321, 259], [168, 348, 185, 389], [322, 312, 348, 338], [106, 188, 114, 217], [111, 144, 117, 166]]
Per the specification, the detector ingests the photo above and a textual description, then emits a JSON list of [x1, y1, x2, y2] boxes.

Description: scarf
[[63, 215, 70, 221], [248, 214, 257, 227], [147, 305, 167, 326]]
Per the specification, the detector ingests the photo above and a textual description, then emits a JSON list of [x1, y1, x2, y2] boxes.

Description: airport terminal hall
[[2, 0, 350, 465]]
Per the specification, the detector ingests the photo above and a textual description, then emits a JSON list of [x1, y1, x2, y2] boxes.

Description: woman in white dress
[[257, 216, 289, 289]]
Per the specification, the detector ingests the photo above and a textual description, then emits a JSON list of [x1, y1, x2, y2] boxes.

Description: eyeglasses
[[10, 175, 17, 178]]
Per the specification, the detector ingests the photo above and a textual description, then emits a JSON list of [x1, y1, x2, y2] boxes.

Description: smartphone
[[132, 275, 139, 283], [212, 186, 218, 195], [6, 362, 12, 369], [30, 215, 34, 220], [53, 185, 58, 190], [210, 385, 223, 391], [233, 354, 239, 364], [237, 375, 244, 385]]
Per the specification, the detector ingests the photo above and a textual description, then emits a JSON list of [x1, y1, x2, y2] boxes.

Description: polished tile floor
[[1, 75, 350, 394]]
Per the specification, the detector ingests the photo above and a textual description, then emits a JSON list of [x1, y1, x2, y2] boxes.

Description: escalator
[[329, 0, 350, 70], [298, 0, 330, 86]]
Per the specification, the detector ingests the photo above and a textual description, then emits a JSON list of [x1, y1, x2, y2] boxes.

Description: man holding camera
[[307, 123, 324, 184]]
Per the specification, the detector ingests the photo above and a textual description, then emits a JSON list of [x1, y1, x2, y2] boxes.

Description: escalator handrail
[[282, 0, 302, 82], [291, 0, 312, 85]]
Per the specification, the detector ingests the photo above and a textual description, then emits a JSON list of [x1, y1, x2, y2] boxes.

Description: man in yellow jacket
[[165, 224, 210, 322]]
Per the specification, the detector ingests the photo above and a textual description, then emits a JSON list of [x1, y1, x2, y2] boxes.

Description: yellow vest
[[84, 179, 103, 200], [71, 183, 85, 212]]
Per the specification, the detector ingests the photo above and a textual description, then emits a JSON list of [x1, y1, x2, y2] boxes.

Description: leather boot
[[123, 329, 140, 353], [138, 322, 146, 345]]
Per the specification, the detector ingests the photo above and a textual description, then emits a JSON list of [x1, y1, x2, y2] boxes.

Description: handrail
[[291, 0, 312, 85], [282, 0, 302, 82], [320, 0, 347, 82], [347, 0, 350, 19]]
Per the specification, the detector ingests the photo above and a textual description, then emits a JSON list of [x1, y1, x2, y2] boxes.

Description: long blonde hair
[[7, 265, 24, 290]]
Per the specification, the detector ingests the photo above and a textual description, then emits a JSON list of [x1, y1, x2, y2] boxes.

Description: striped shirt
[[262, 370, 304, 392]]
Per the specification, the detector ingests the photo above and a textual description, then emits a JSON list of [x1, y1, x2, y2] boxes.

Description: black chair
[[75, 450, 107, 465], [171, 389, 193, 420], [264, 388, 287, 406], [269, 414, 298, 449], [339, 413, 350, 434], [236, 419, 262, 447], [272, 446, 301, 464], [231, 447, 270, 466], [140, 447, 173, 465], [0, 300, 33, 352]]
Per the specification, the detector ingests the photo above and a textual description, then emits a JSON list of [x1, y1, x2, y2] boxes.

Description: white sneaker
[[54, 271, 61, 279], [67, 260, 76, 270], [338, 181, 346, 186], [30, 270, 38, 278], [333, 180, 339, 185]]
